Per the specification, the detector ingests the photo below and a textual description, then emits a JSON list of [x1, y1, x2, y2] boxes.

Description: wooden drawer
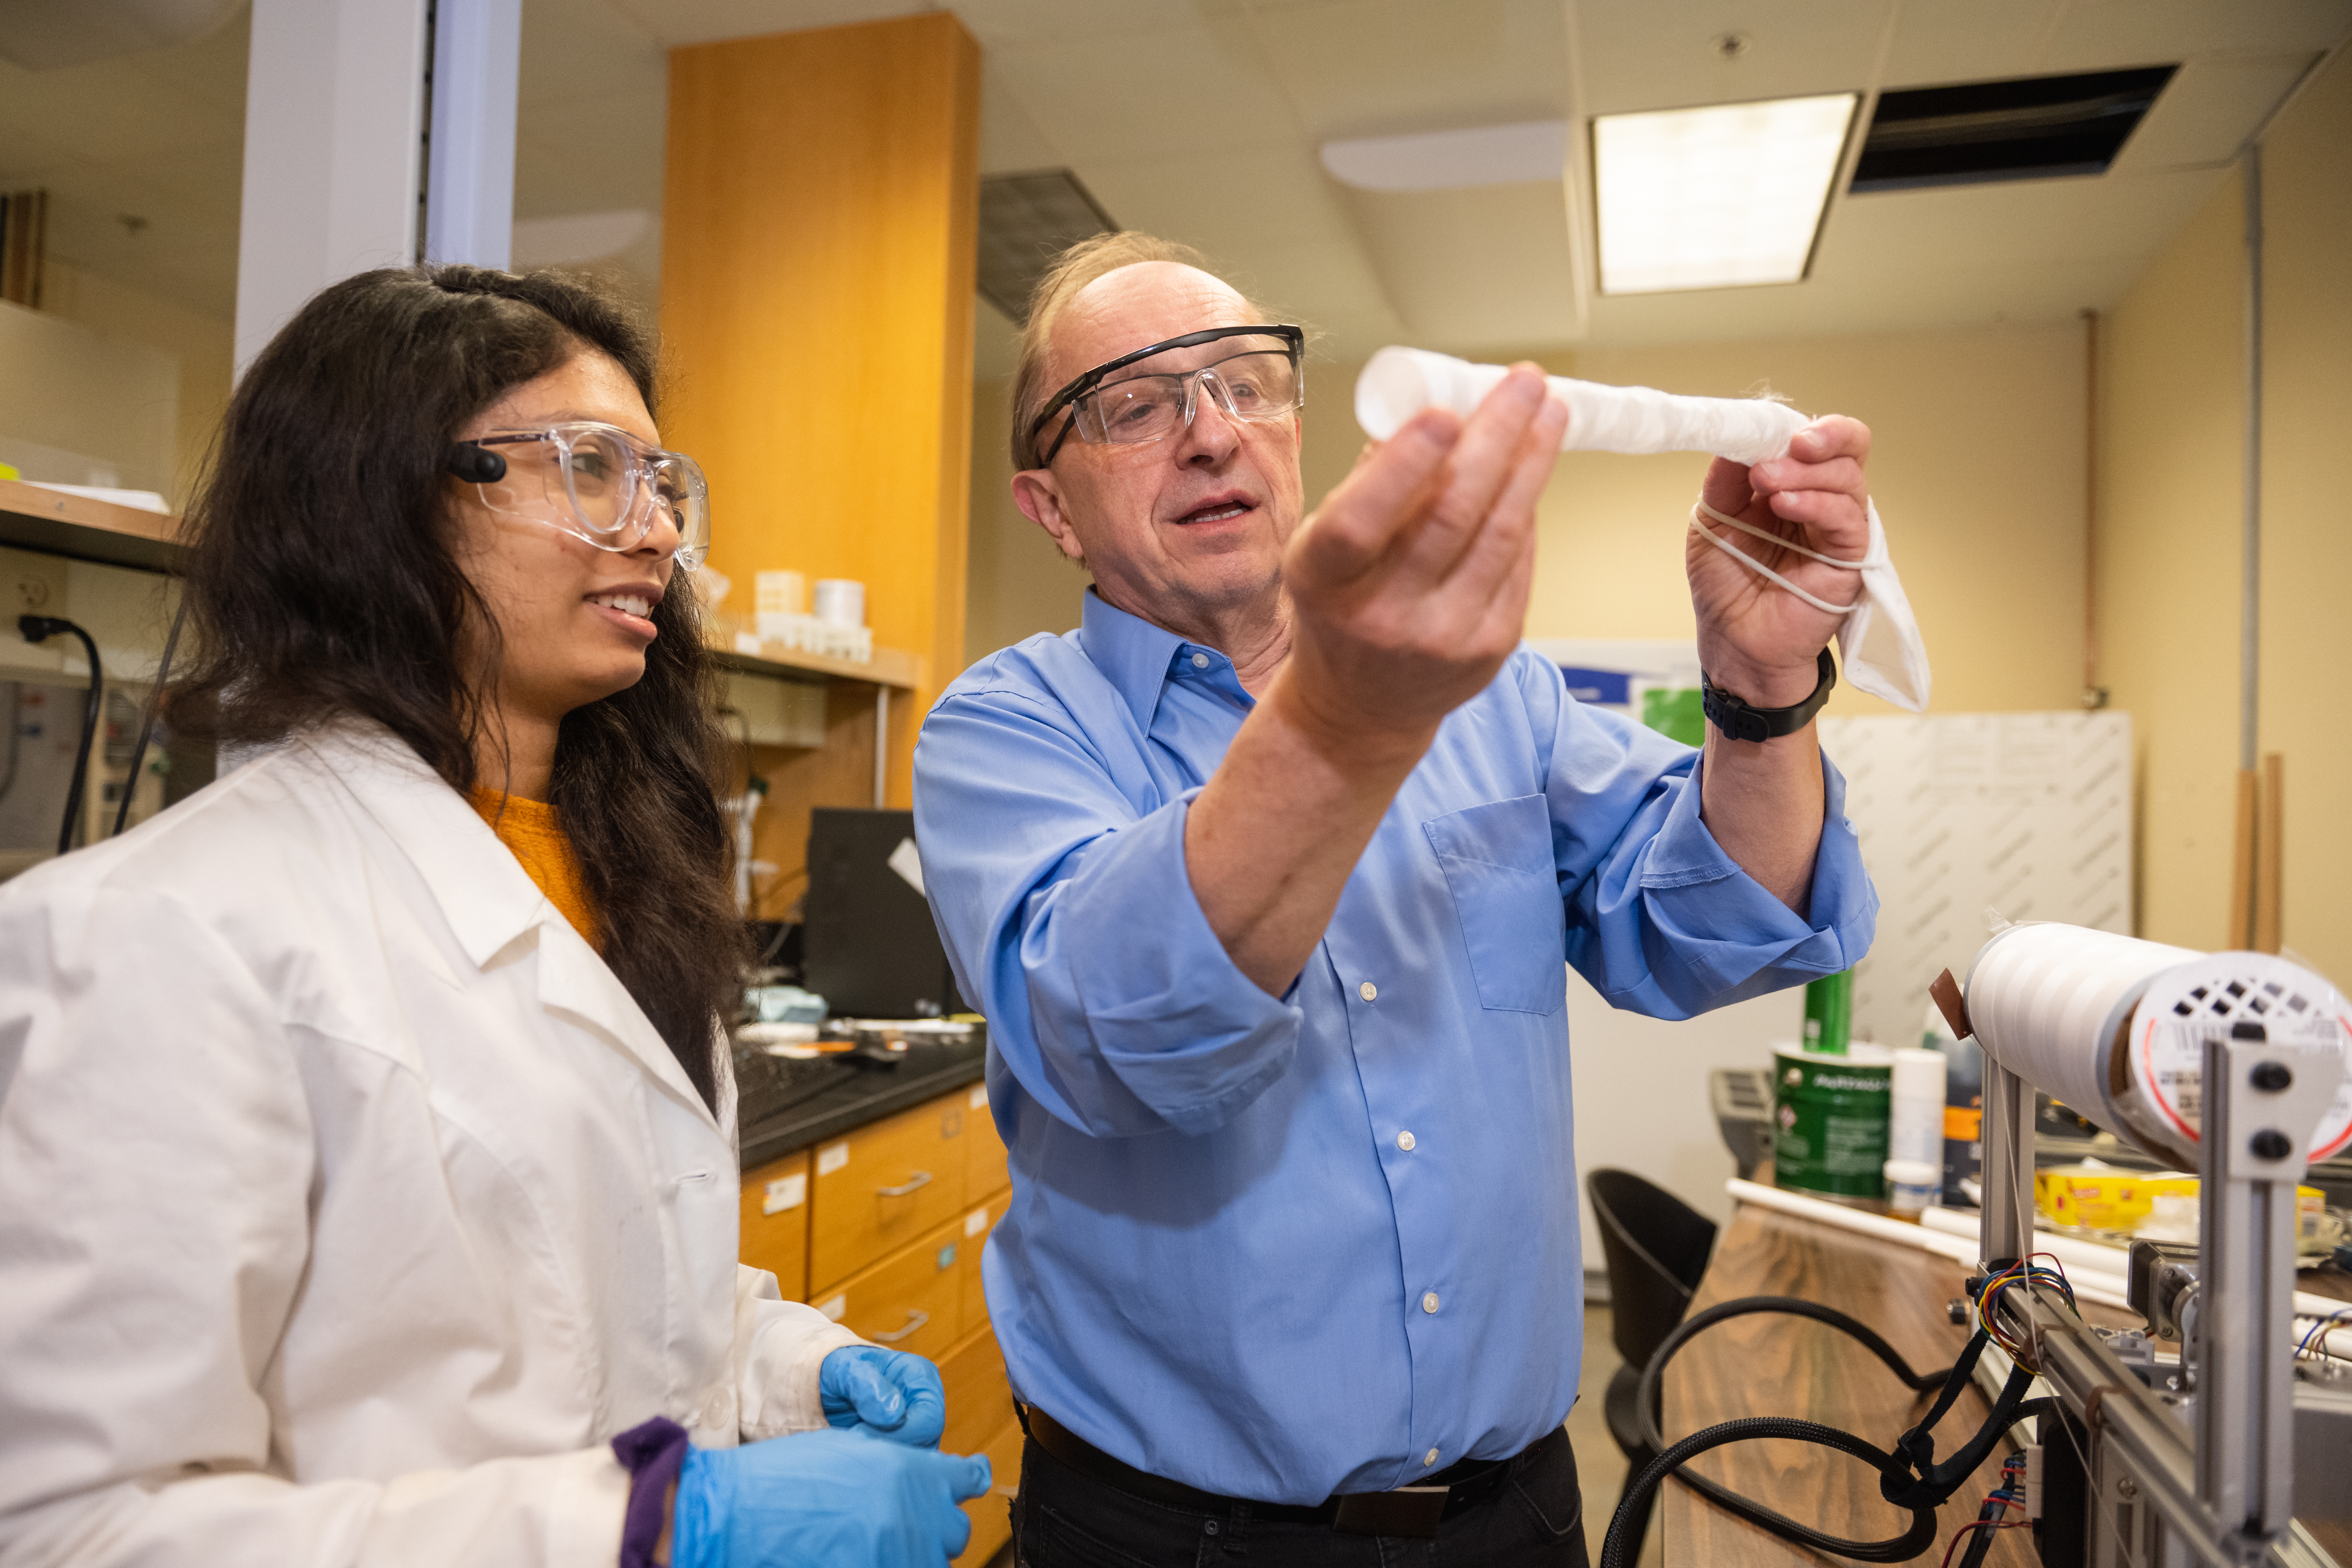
[[739, 1150, 811, 1302], [956, 1193, 1005, 1336], [810, 1092, 970, 1295], [809, 1212, 967, 1365], [962, 1080, 1008, 1199], [952, 1415, 1025, 1566], [937, 1323, 1013, 1462]]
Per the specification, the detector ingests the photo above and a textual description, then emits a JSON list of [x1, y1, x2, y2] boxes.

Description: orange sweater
[[469, 789, 603, 951]]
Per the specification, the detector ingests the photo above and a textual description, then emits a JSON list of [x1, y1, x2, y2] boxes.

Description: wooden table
[[1658, 1201, 2139, 1568]]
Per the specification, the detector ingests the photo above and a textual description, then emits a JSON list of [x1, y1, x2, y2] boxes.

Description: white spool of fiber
[[1962, 923, 2352, 1167], [1353, 345, 1811, 464]]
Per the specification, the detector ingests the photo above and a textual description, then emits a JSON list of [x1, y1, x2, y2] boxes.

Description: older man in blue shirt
[[914, 232, 1878, 1566]]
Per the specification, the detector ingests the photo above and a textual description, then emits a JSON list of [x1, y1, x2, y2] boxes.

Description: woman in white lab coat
[[0, 266, 988, 1568]]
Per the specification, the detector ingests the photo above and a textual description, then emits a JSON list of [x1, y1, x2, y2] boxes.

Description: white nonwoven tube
[[1352, 345, 1934, 713], [1355, 345, 1812, 464]]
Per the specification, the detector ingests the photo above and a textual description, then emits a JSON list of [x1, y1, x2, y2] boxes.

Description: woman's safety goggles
[[448, 421, 711, 570], [1027, 324, 1305, 468]]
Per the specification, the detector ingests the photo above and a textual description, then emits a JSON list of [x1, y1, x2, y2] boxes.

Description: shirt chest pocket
[[1422, 794, 1567, 1016]]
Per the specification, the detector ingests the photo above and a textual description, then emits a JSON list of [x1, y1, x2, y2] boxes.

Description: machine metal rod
[[2031, 1308, 2227, 1567], [1979, 1057, 2038, 1265]]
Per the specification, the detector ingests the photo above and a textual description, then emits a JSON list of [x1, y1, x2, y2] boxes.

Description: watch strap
[[1701, 647, 1837, 742]]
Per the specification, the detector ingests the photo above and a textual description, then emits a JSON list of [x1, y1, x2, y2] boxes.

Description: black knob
[[2251, 1062, 2292, 1092], [1947, 1298, 1969, 1325], [2250, 1130, 2292, 1159]]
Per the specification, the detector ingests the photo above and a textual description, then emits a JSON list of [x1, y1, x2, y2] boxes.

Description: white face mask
[[1353, 346, 1932, 713]]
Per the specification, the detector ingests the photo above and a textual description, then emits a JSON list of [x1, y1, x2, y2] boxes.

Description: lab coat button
[[1422, 1291, 1440, 1314], [1396, 1131, 1416, 1151], [1359, 981, 1377, 1001], [1191, 653, 1210, 669], [700, 1389, 732, 1429]]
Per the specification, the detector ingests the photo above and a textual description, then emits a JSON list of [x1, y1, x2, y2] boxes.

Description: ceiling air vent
[[1851, 65, 2178, 193], [977, 170, 1116, 324]]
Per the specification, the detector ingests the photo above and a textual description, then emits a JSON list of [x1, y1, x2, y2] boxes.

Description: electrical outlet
[[5, 549, 68, 617]]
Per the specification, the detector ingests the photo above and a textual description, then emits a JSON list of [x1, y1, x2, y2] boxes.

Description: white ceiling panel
[[1342, 180, 1583, 347], [1230, 0, 1570, 139], [2036, 0, 2352, 70], [988, 22, 1296, 163], [2113, 51, 2323, 171], [1574, 0, 1891, 117]]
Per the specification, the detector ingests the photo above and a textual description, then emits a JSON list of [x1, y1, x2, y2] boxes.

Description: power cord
[[17, 615, 101, 857], [1601, 1293, 2055, 1568]]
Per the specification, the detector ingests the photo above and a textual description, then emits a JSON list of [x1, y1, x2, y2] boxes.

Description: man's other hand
[[1278, 363, 1568, 757], [819, 1345, 947, 1448], [1687, 416, 1873, 706]]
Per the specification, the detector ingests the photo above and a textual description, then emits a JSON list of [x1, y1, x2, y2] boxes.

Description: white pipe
[[1725, 1180, 2145, 1310], [1917, 1203, 2350, 1321]]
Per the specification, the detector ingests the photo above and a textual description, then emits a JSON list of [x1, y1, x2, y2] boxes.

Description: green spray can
[[1802, 969, 1854, 1055]]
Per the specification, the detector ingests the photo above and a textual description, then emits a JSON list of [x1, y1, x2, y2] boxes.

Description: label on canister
[[1773, 1042, 1893, 1205]]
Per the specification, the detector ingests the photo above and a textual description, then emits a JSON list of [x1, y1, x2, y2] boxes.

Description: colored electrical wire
[[1973, 1254, 2077, 1371], [2295, 1308, 2352, 1360]]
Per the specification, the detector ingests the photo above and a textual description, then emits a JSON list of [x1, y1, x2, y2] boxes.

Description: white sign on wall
[[1818, 710, 2133, 1053]]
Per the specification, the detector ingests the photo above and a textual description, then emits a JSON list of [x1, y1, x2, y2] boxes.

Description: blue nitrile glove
[[672, 1428, 991, 1568], [819, 1345, 947, 1448]]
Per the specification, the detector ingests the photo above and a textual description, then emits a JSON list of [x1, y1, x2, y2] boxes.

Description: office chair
[[1587, 1168, 1719, 1563]]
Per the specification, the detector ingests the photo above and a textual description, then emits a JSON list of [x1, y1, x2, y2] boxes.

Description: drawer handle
[[870, 1309, 929, 1344], [876, 1171, 933, 1198]]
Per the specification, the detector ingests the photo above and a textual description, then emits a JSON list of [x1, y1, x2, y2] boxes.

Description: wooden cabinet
[[810, 1094, 972, 1292], [740, 1150, 811, 1303], [742, 1078, 1020, 1565]]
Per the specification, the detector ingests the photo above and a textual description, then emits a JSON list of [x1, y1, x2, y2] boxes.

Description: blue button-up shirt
[[913, 592, 1875, 1504]]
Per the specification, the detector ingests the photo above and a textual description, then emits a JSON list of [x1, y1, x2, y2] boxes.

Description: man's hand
[[1187, 366, 1566, 995], [1277, 365, 1569, 757], [1686, 416, 1873, 705]]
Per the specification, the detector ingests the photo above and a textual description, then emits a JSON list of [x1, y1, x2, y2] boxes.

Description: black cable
[[110, 593, 188, 838], [18, 616, 102, 857], [1602, 1293, 2053, 1568]]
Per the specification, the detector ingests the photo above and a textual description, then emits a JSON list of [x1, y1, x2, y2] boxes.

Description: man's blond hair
[[1008, 231, 1276, 470]]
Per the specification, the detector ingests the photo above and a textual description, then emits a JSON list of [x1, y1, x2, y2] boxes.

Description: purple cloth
[[611, 1416, 691, 1568]]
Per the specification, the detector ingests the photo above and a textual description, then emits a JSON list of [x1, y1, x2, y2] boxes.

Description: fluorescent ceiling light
[[1593, 93, 1857, 295], [1321, 120, 1568, 193]]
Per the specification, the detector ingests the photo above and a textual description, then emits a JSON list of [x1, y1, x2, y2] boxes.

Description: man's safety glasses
[[1026, 325, 1305, 468], [447, 421, 711, 570]]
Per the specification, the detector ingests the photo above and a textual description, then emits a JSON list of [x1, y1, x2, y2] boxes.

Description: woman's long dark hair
[[170, 264, 740, 1107]]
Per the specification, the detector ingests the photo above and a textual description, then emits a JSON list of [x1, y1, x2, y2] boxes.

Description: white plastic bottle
[[1888, 1046, 1947, 1208]]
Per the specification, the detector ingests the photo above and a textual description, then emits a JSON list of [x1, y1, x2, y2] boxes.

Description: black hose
[[18, 616, 101, 857], [111, 593, 187, 838], [1603, 1293, 2052, 1568]]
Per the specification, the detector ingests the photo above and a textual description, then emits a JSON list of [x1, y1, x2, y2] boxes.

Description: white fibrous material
[[1350, 344, 1933, 712], [1962, 923, 2352, 1167], [1354, 345, 1810, 463]]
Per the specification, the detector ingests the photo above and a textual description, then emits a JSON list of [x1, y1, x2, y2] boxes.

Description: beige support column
[[661, 14, 980, 814]]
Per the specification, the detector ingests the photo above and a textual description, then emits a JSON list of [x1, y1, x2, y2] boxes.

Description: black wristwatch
[[1700, 648, 1836, 742]]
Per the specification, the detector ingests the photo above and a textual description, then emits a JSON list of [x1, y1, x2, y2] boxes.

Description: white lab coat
[[0, 723, 861, 1567]]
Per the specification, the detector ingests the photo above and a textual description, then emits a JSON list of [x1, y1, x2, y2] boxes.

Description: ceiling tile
[[1340, 181, 1582, 349], [1879, 0, 2064, 88], [989, 22, 1296, 162], [1078, 146, 1351, 254], [2113, 50, 2322, 171], [1229, 0, 1570, 139], [604, 0, 931, 49], [977, 60, 1067, 174], [1575, 0, 1890, 118], [2037, 0, 2352, 71]]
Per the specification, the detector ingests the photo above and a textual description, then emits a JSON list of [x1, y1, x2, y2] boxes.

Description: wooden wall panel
[[662, 14, 980, 811]]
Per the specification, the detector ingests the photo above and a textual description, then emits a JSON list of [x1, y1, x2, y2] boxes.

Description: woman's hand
[[670, 1429, 991, 1568], [819, 1345, 947, 1448]]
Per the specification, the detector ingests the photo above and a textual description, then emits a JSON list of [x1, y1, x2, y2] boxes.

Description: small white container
[[756, 570, 807, 616], [812, 578, 865, 629], [1884, 1158, 1941, 1220], [1889, 1045, 1947, 1172]]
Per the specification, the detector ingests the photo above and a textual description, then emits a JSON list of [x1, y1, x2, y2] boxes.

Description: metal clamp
[[876, 1171, 933, 1198]]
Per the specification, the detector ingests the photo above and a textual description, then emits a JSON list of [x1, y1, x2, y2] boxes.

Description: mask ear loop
[[1689, 498, 1878, 616]]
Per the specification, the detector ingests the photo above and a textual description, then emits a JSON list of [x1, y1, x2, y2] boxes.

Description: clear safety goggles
[[450, 421, 711, 570], [1028, 325, 1305, 467]]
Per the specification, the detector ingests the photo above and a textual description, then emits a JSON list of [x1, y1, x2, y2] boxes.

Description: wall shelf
[[0, 480, 185, 573], [711, 642, 920, 692]]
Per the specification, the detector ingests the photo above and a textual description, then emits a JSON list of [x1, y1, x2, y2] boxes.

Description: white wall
[[0, 301, 177, 495]]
